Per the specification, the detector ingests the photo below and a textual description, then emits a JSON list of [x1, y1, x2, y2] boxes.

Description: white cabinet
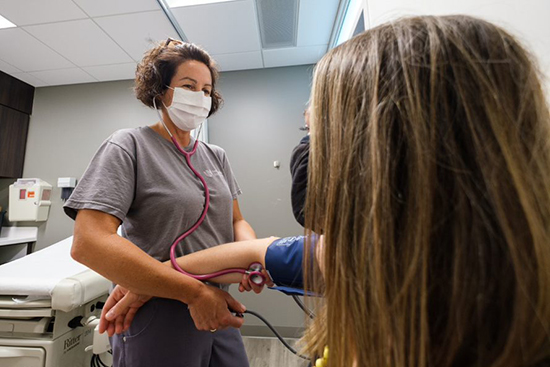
[[0, 227, 38, 264]]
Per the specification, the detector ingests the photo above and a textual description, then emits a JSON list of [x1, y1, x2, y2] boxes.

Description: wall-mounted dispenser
[[8, 179, 52, 222]]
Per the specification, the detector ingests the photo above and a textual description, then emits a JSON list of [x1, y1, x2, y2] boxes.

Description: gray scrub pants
[[111, 298, 249, 367]]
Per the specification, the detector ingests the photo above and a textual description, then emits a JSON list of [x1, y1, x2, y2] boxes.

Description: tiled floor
[[243, 337, 311, 367]]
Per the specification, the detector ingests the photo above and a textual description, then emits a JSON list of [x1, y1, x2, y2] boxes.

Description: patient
[[102, 15, 550, 367], [300, 15, 550, 367]]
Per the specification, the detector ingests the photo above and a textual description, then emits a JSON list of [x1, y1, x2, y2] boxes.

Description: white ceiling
[[0, 0, 340, 87], [0, 0, 548, 88], [366, 0, 550, 82]]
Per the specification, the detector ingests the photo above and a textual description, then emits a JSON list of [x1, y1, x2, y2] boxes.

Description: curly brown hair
[[134, 39, 223, 117]]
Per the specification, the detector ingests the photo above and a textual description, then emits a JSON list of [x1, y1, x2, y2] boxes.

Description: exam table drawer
[[0, 308, 53, 318], [0, 317, 51, 334], [0, 346, 45, 367]]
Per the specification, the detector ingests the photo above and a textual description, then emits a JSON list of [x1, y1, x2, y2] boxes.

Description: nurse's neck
[[152, 114, 191, 148], [169, 124, 192, 148]]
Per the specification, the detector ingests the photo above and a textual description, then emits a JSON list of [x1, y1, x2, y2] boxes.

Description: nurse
[[65, 39, 255, 367]]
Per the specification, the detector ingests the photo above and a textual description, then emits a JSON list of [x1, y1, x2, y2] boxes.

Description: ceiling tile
[[94, 11, 178, 61], [82, 63, 137, 81], [0, 0, 88, 26], [297, 0, 340, 47], [262, 45, 327, 68], [0, 58, 22, 74], [24, 19, 134, 67], [171, 0, 261, 54], [212, 51, 263, 72], [72, 0, 160, 17], [12, 73, 49, 87], [0, 28, 74, 72], [30, 68, 96, 86]]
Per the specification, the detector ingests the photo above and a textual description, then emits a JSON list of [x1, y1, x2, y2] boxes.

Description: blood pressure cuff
[[265, 236, 305, 289]]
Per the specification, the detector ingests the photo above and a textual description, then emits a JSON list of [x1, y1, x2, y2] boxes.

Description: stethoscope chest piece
[[247, 262, 266, 286]]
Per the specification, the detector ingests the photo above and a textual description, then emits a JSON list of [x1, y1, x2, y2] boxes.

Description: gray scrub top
[[64, 127, 242, 282]]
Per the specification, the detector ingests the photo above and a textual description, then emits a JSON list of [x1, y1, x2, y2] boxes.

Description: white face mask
[[163, 87, 212, 131]]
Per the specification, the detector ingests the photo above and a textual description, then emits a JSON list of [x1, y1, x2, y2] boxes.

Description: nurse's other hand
[[238, 269, 274, 294], [187, 285, 246, 331], [99, 285, 152, 337]]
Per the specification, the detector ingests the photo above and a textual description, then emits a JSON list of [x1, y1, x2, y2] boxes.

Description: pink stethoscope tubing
[[166, 132, 266, 286]]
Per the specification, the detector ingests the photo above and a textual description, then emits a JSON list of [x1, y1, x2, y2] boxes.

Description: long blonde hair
[[304, 15, 550, 367]]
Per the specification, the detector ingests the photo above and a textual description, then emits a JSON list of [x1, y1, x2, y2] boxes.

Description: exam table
[[0, 236, 111, 367]]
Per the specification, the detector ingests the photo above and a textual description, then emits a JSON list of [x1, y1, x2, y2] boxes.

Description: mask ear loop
[[151, 63, 176, 138], [153, 96, 174, 138], [194, 119, 204, 141]]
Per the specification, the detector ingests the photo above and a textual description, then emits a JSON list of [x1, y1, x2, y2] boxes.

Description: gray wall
[[210, 65, 310, 238], [3, 64, 313, 335], [211, 65, 313, 335]]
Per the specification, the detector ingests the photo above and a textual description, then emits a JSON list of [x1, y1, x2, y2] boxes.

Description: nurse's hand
[[99, 285, 151, 337], [187, 284, 246, 331]]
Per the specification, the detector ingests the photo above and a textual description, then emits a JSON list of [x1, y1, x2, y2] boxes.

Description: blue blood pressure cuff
[[265, 236, 305, 289]]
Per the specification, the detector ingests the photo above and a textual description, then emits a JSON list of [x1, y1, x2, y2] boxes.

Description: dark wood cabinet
[[0, 71, 35, 178], [0, 105, 29, 178], [0, 71, 34, 115]]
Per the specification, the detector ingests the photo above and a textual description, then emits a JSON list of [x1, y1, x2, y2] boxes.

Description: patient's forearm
[[164, 237, 276, 284]]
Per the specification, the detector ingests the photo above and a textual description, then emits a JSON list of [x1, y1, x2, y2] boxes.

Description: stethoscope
[[164, 127, 312, 361], [159, 125, 305, 354], [155, 98, 266, 287]]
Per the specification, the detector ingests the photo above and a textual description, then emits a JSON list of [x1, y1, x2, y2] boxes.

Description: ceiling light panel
[[0, 14, 16, 29]]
